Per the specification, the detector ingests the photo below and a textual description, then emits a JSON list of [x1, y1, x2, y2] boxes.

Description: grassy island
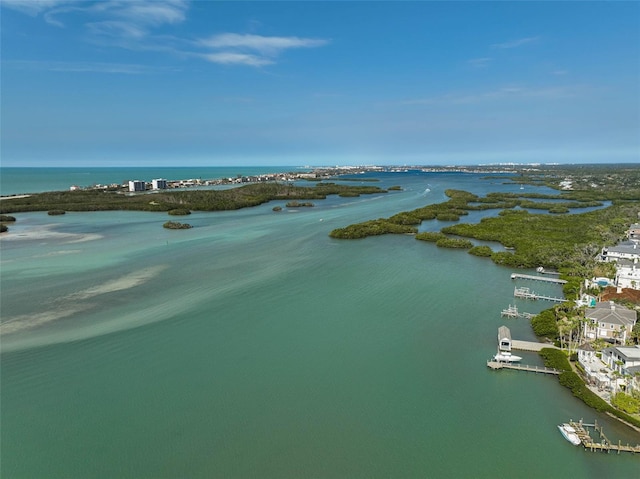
[[328, 166, 640, 428], [0, 182, 386, 215], [329, 183, 640, 289], [0, 215, 16, 233], [168, 208, 191, 216], [163, 221, 192, 229], [286, 201, 314, 207]]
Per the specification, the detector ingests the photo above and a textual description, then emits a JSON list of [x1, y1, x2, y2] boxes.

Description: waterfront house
[[602, 346, 640, 373], [615, 259, 640, 290], [629, 223, 640, 243], [600, 241, 640, 263], [601, 346, 640, 394], [583, 301, 637, 344], [577, 342, 610, 389], [628, 366, 640, 395]]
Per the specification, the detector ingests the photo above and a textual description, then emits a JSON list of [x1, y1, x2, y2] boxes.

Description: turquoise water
[[1, 170, 638, 478]]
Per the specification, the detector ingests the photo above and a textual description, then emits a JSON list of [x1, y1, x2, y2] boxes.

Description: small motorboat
[[493, 351, 522, 362], [557, 423, 581, 446]]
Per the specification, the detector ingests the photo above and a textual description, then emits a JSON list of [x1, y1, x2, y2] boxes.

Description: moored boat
[[493, 351, 522, 362], [557, 423, 581, 446]]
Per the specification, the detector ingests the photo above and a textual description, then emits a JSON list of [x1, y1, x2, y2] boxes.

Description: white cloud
[[114, 0, 187, 26], [8, 0, 190, 31], [86, 20, 147, 39], [3, 1, 329, 68], [0, 0, 71, 16], [200, 33, 329, 55], [491, 36, 540, 49], [203, 52, 274, 67], [198, 33, 330, 67]]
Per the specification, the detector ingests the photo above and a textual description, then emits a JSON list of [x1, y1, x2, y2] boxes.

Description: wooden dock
[[501, 304, 534, 319], [511, 273, 567, 284], [487, 360, 560, 375], [511, 340, 557, 352], [514, 287, 565, 303], [569, 419, 640, 454]]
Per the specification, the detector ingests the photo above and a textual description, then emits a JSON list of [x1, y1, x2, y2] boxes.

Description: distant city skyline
[[1, 0, 639, 167]]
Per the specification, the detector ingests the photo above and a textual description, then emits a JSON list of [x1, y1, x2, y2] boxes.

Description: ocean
[[0, 166, 309, 196], [1, 167, 638, 478]]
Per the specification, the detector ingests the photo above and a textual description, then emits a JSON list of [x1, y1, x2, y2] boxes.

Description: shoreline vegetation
[[2, 163, 640, 427], [0, 182, 386, 216]]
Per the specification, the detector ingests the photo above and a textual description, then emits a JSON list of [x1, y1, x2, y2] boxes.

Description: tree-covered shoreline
[[0, 182, 387, 215]]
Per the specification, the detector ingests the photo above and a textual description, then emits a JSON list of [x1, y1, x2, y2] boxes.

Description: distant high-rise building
[[152, 179, 168, 190], [128, 180, 146, 192]]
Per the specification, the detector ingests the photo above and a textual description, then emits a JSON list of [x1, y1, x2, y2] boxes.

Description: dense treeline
[[330, 189, 625, 241], [330, 187, 639, 278], [329, 219, 417, 239], [442, 203, 639, 272], [0, 183, 386, 214], [506, 164, 640, 197], [328, 181, 640, 303], [539, 348, 640, 428]]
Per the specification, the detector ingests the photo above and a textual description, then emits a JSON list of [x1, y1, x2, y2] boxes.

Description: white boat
[[493, 351, 522, 362], [557, 423, 581, 446]]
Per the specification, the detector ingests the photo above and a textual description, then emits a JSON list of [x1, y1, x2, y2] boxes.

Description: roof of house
[[615, 258, 637, 267], [578, 342, 595, 352], [498, 325, 511, 341], [603, 346, 640, 362], [605, 241, 640, 255], [585, 301, 637, 327]]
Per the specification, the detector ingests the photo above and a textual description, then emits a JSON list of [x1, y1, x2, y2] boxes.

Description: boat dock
[[569, 419, 640, 454], [536, 267, 561, 276], [487, 361, 560, 375], [511, 340, 557, 352], [514, 287, 565, 303], [511, 273, 567, 284], [501, 304, 534, 319]]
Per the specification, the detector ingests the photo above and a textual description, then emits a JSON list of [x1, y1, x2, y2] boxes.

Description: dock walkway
[[511, 273, 567, 284], [487, 361, 560, 375], [514, 287, 565, 303], [501, 304, 534, 319], [511, 340, 558, 352], [569, 419, 640, 454]]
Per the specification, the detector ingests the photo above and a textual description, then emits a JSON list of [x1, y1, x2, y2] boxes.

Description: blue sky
[[1, 0, 639, 167]]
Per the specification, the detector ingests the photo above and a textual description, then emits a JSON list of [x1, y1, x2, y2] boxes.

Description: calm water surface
[[1, 169, 638, 478]]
